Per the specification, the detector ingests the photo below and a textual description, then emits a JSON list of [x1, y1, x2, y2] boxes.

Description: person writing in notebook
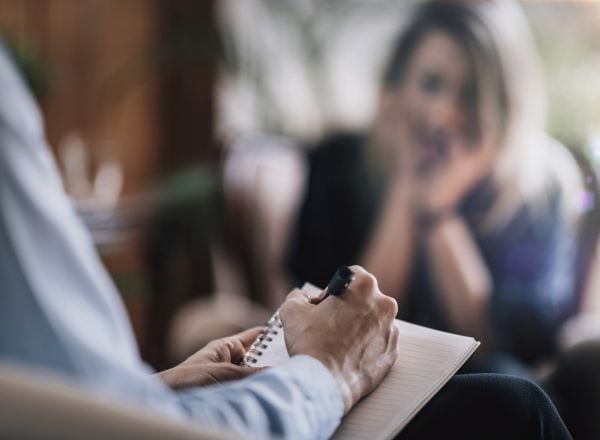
[[0, 38, 394, 437], [0, 38, 571, 439], [157, 265, 400, 415]]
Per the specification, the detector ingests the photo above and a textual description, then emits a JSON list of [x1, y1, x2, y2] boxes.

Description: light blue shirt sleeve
[[0, 42, 343, 439]]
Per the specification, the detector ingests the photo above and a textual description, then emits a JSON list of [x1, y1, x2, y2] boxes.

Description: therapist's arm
[[176, 355, 344, 439], [0, 43, 397, 440]]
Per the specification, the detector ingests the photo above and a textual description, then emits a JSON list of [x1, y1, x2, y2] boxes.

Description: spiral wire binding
[[240, 311, 284, 366]]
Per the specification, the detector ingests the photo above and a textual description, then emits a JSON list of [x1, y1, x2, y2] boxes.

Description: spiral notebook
[[241, 283, 480, 440]]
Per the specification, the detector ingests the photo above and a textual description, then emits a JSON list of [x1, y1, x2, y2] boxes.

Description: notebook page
[[248, 312, 289, 368], [332, 321, 479, 440]]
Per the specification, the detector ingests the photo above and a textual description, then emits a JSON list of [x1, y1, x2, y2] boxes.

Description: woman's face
[[382, 30, 481, 173]]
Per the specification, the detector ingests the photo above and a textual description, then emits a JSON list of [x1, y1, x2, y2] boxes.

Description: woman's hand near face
[[413, 135, 496, 216], [374, 88, 422, 182]]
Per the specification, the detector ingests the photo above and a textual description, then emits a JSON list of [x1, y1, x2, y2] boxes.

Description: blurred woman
[[288, 0, 583, 372]]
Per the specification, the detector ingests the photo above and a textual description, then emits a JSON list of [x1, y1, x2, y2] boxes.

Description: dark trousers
[[398, 374, 572, 440], [542, 341, 600, 440], [455, 341, 600, 439]]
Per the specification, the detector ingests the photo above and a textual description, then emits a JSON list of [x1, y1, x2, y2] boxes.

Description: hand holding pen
[[280, 265, 399, 413]]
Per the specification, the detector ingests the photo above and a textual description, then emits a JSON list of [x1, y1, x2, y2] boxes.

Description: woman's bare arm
[[425, 215, 492, 343], [361, 177, 417, 305]]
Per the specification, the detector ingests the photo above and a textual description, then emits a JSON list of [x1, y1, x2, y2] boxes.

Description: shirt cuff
[[277, 354, 344, 434]]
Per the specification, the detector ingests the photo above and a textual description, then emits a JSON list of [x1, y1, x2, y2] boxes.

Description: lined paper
[[243, 283, 479, 439], [332, 321, 479, 439]]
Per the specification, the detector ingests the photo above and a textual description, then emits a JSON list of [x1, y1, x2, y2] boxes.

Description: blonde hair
[[474, 0, 581, 230]]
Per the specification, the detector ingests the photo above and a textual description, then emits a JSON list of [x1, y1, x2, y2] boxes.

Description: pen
[[320, 265, 355, 301]]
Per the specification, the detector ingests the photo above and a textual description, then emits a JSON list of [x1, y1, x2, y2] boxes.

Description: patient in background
[[290, 0, 581, 369], [288, 1, 599, 437]]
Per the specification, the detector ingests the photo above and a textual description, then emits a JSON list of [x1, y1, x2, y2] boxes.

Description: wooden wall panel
[[0, 0, 160, 195]]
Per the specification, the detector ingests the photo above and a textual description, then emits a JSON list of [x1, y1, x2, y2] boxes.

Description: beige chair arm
[[0, 363, 234, 440]]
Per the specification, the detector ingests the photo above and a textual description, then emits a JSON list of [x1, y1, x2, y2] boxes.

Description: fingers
[[280, 288, 314, 324], [284, 287, 314, 303], [344, 265, 380, 301], [216, 327, 262, 364], [233, 326, 263, 350], [310, 288, 328, 305], [347, 264, 368, 277], [204, 327, 261, 364], [379, 295, 399, 321], [452, 132, 496, 167], [337, 266, 398, 324], [388, 322, 400, 357]]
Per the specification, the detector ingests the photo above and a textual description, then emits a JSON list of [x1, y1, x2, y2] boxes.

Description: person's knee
[[457, 374, 563, 438], [551, 341, 600, 415], [550, 341, 600, 438], [499, 375, 569, 438], [511, 376, 556, 414], [477, 375, 550, 415], [555, 341, 600, 389]]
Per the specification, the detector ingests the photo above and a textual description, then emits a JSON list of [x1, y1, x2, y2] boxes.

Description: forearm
[[362, 180, 416, 302], [176, 356, 343, 440], [425, 215, 492, 341]]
